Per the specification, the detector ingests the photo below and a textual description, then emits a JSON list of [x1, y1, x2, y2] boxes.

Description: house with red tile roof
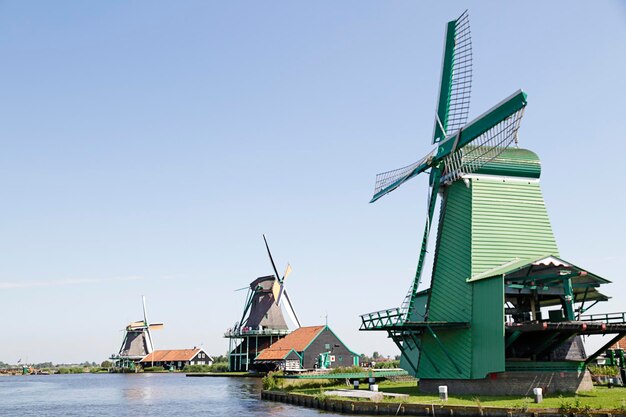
[[139, 348, 213, 370], [254, 325, 359, 371]]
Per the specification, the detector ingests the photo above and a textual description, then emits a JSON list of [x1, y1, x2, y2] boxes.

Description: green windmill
[[360, 10, 626, 395]]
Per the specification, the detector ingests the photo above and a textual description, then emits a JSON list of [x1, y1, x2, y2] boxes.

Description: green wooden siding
[[470, 177, 559, 277], [400, 292, 429, 376], [467, 174, 557, 378], [471, 277, 504, 378], [415, 151, 560, 379], [419, 180, 472, 379]]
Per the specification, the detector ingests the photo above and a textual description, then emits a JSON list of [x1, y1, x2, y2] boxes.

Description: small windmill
[[225, 235, 301, 371], [118, 296, 164, 366], [234, 235, 301, 332]]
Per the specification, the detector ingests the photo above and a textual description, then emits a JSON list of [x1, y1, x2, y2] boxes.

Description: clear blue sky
[[1, 1, 625, 363]]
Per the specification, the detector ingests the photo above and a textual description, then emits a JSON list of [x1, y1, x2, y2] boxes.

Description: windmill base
[[419, 370, 593, 395]]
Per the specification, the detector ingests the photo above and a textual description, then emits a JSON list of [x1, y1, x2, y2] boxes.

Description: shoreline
[[186, 372, 264, 378], [261, 390, 626, 417]]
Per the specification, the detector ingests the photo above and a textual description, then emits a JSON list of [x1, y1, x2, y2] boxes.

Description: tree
[[372, 351, 380, 359], [101, 360, 112, 368]]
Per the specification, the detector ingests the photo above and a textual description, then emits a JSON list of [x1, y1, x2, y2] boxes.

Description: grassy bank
[[289, 381, 626, 411]]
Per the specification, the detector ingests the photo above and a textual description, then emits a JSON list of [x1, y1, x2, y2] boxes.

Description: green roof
[[467, 255, 611, 284]]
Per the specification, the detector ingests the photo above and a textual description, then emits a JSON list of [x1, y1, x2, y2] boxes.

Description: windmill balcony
[[359, 308, 405, 330], [579, 311, 626, 324], [224, 327, 291, 338]]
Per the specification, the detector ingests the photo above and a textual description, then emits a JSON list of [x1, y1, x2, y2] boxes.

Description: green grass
[[291, 381, 626, 411]]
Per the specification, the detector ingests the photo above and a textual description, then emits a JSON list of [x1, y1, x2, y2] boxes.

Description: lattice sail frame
[[373, 11, 473, 198], [444, 10, 472, 138], [440, 107, 525, 184], [373, 151, 434, 197]]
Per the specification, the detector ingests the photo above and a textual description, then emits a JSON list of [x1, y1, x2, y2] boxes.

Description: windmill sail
[[441, 107, 525, 184], [372, 11, 473, 202], [366, 10, 526, 323], [434, 10, 472, 143], [281, 289, 301, 328], [371, 151, 434, 203]]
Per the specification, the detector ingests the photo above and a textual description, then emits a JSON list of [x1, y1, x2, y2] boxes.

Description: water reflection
[[0, 373, 355, 416], [123, 386, 154, 402]]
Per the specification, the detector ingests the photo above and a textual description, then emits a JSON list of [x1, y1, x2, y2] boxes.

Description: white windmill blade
[[142, 295, 148, 324], [145, 328, 155, 354], [282, 288, 301, 328], [274, 264, 292, 305]]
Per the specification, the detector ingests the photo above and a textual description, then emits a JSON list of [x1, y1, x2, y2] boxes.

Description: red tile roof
[[140, 349, 200, 363], [255, 348, 295, 361], [255, 325, 324, 361], [610, 336, 626, 350]]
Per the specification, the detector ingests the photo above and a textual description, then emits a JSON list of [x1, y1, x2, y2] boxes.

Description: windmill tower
[[360, 10, 626, 395], [115, 296, 164, 370], [225, 235, 301, 372]]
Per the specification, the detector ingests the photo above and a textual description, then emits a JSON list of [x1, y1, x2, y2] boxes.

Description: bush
[[185, 364, 212, 373], [329, 366, 364, 374], [142, 366, 165, 372], [262, 372, 280, 390], [209, 362, 229, 372], [57, 367, 85, 374], [373, 360, 400, 369], [588, 365, 620, 377]]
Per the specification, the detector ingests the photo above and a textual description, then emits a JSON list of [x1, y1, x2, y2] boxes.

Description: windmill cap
[[469, 148, 541, 178], [250, 275, 277, 290]]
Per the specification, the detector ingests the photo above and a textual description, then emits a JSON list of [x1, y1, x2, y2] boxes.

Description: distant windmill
[[225, 235, 301, 372], [264, 234, 301, 328], [117, 296, 164, 368]]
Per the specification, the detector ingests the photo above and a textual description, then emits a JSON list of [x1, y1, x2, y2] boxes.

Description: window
[[338, 356, 343, 362], [324, 344, 330, 350]]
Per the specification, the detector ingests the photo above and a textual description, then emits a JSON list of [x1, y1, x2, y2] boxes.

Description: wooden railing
[[579, 311, 626, 324], [359, 307, 405, 330]]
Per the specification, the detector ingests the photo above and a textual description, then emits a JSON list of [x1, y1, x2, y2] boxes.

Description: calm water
[[0, 373, 349, 416]]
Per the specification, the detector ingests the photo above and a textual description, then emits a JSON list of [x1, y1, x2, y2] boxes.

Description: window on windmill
[[325, 343, 330, 350], [265, 314, 268, 319], [338, 356, 343, 362]]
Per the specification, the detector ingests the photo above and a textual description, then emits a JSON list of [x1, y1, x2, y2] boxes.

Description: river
[[0, 373, 349, 416]]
